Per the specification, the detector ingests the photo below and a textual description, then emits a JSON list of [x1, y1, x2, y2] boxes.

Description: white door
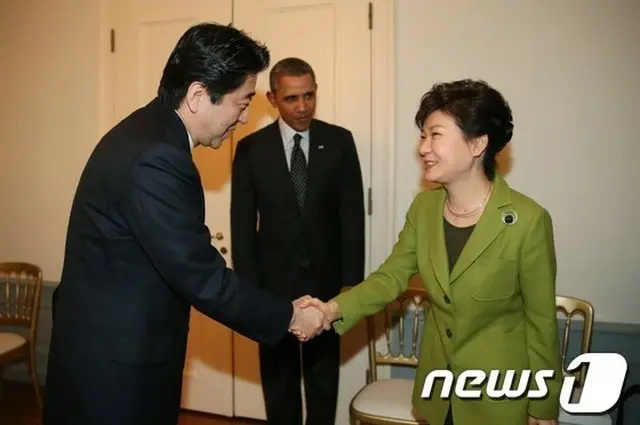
[[108, 0, 236, 416], [231, 0, 373, 421]]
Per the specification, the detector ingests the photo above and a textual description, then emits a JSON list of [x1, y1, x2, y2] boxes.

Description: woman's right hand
[[299, 297, 342, 330]]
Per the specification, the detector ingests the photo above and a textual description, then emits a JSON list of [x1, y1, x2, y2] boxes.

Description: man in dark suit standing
[[231, 57, 365, 425], [43, 25, 326, 425]]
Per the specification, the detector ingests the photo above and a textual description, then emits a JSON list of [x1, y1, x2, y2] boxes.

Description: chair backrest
[[556, 295, 594, 387], [365, 287, 429, 382], [0, 262, 44, 342]]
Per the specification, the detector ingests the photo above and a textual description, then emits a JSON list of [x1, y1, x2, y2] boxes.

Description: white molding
[[369, 0, 396, 274], [368, 0, 396, 381]]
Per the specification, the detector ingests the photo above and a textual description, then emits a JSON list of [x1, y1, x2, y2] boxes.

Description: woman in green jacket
[[300, 79, 562, 425]]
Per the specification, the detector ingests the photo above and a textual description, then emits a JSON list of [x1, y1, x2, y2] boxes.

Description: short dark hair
[[269, 57, 316, 92], [415, 79, 514, 180], [158, 22, 270, 109]]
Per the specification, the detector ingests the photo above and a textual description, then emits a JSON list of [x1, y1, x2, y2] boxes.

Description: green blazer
[[332, 175, 563, 425]]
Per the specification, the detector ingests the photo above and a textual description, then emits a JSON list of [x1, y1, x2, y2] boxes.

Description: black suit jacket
[[44, 98, 293, 425], [230, 119, 365, 302]]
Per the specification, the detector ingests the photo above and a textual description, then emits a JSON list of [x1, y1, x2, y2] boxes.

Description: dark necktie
[[290, 133, 309, 267], [290, 133, 307, 211]]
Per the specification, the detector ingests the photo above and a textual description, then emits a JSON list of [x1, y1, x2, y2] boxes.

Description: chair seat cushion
[[352, 378, 426, 423], [0, 332, 27, 354]]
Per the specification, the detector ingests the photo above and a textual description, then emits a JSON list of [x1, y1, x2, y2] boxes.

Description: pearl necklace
[[446, 184, 493, 218]]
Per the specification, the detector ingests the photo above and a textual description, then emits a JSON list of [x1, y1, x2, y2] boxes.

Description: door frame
[[367, 0, 396, 275], [98, 0, 397, 276]]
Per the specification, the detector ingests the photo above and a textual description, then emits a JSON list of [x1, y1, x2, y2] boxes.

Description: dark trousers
[[259, 266, 341, 425], [43, 329, 183, 425]]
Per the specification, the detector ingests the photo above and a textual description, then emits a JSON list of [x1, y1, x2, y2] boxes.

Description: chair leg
[[349, 413, 360, 425], [28, 344, 43, 409]]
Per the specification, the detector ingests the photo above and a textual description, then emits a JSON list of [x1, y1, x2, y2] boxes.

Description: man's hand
[[528, 417, 558, 425], [298, 297, 342, 331], [288, 296, 327, 342]]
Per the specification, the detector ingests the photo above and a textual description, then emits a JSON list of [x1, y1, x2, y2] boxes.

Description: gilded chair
[[555, 295, 612, 425], [349, 287, 429, 425], [0, 262, 44, 409], [556, 295, 594, 389]]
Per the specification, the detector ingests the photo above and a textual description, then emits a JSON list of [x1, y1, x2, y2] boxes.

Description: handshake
[[288, 295, 342, 342]]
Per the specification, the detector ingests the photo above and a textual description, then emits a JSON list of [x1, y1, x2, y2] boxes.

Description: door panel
[[110, 0, 235, 416], [231, 0, 372, 421]]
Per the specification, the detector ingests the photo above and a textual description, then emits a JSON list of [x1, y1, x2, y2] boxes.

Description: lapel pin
[[501, 209, 518, 225], [318, 145, 324, 149]]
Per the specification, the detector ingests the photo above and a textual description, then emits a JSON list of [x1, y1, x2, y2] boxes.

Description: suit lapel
[[305, 120, 324, 214], [449, 175, 512, 284], [265, 121, 300, 211], [426, 189, 450, 291], [268, 119, 325, 216], [268, 121, 289, 174]]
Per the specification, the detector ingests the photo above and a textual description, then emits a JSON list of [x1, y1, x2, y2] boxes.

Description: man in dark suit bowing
[[43, 25, 326, 425], [231, 57, 365, 425]]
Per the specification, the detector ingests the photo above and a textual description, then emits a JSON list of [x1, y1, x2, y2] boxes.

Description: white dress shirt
[[278, 117, 309, 170]]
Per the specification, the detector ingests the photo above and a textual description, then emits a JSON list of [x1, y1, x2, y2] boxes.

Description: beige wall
[[1, 0, 639, 326], [394, 0, 640, 324], [0, 0, 102, 281]]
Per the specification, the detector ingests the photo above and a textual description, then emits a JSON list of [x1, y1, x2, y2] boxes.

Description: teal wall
[[3, 282, 639, 424]]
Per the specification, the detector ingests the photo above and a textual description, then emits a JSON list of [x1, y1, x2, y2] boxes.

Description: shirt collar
[[278, 117, 309, 143], [175, 110, 194, 151], [186, 130, 194, 150]]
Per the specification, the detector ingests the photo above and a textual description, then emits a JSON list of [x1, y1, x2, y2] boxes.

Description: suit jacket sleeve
[[331, 193, 421, 334], [123, 144, 292, 346], [339, 130, 365, 286], [230, 138, 259, 285], [520, 209, 563, 419]]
